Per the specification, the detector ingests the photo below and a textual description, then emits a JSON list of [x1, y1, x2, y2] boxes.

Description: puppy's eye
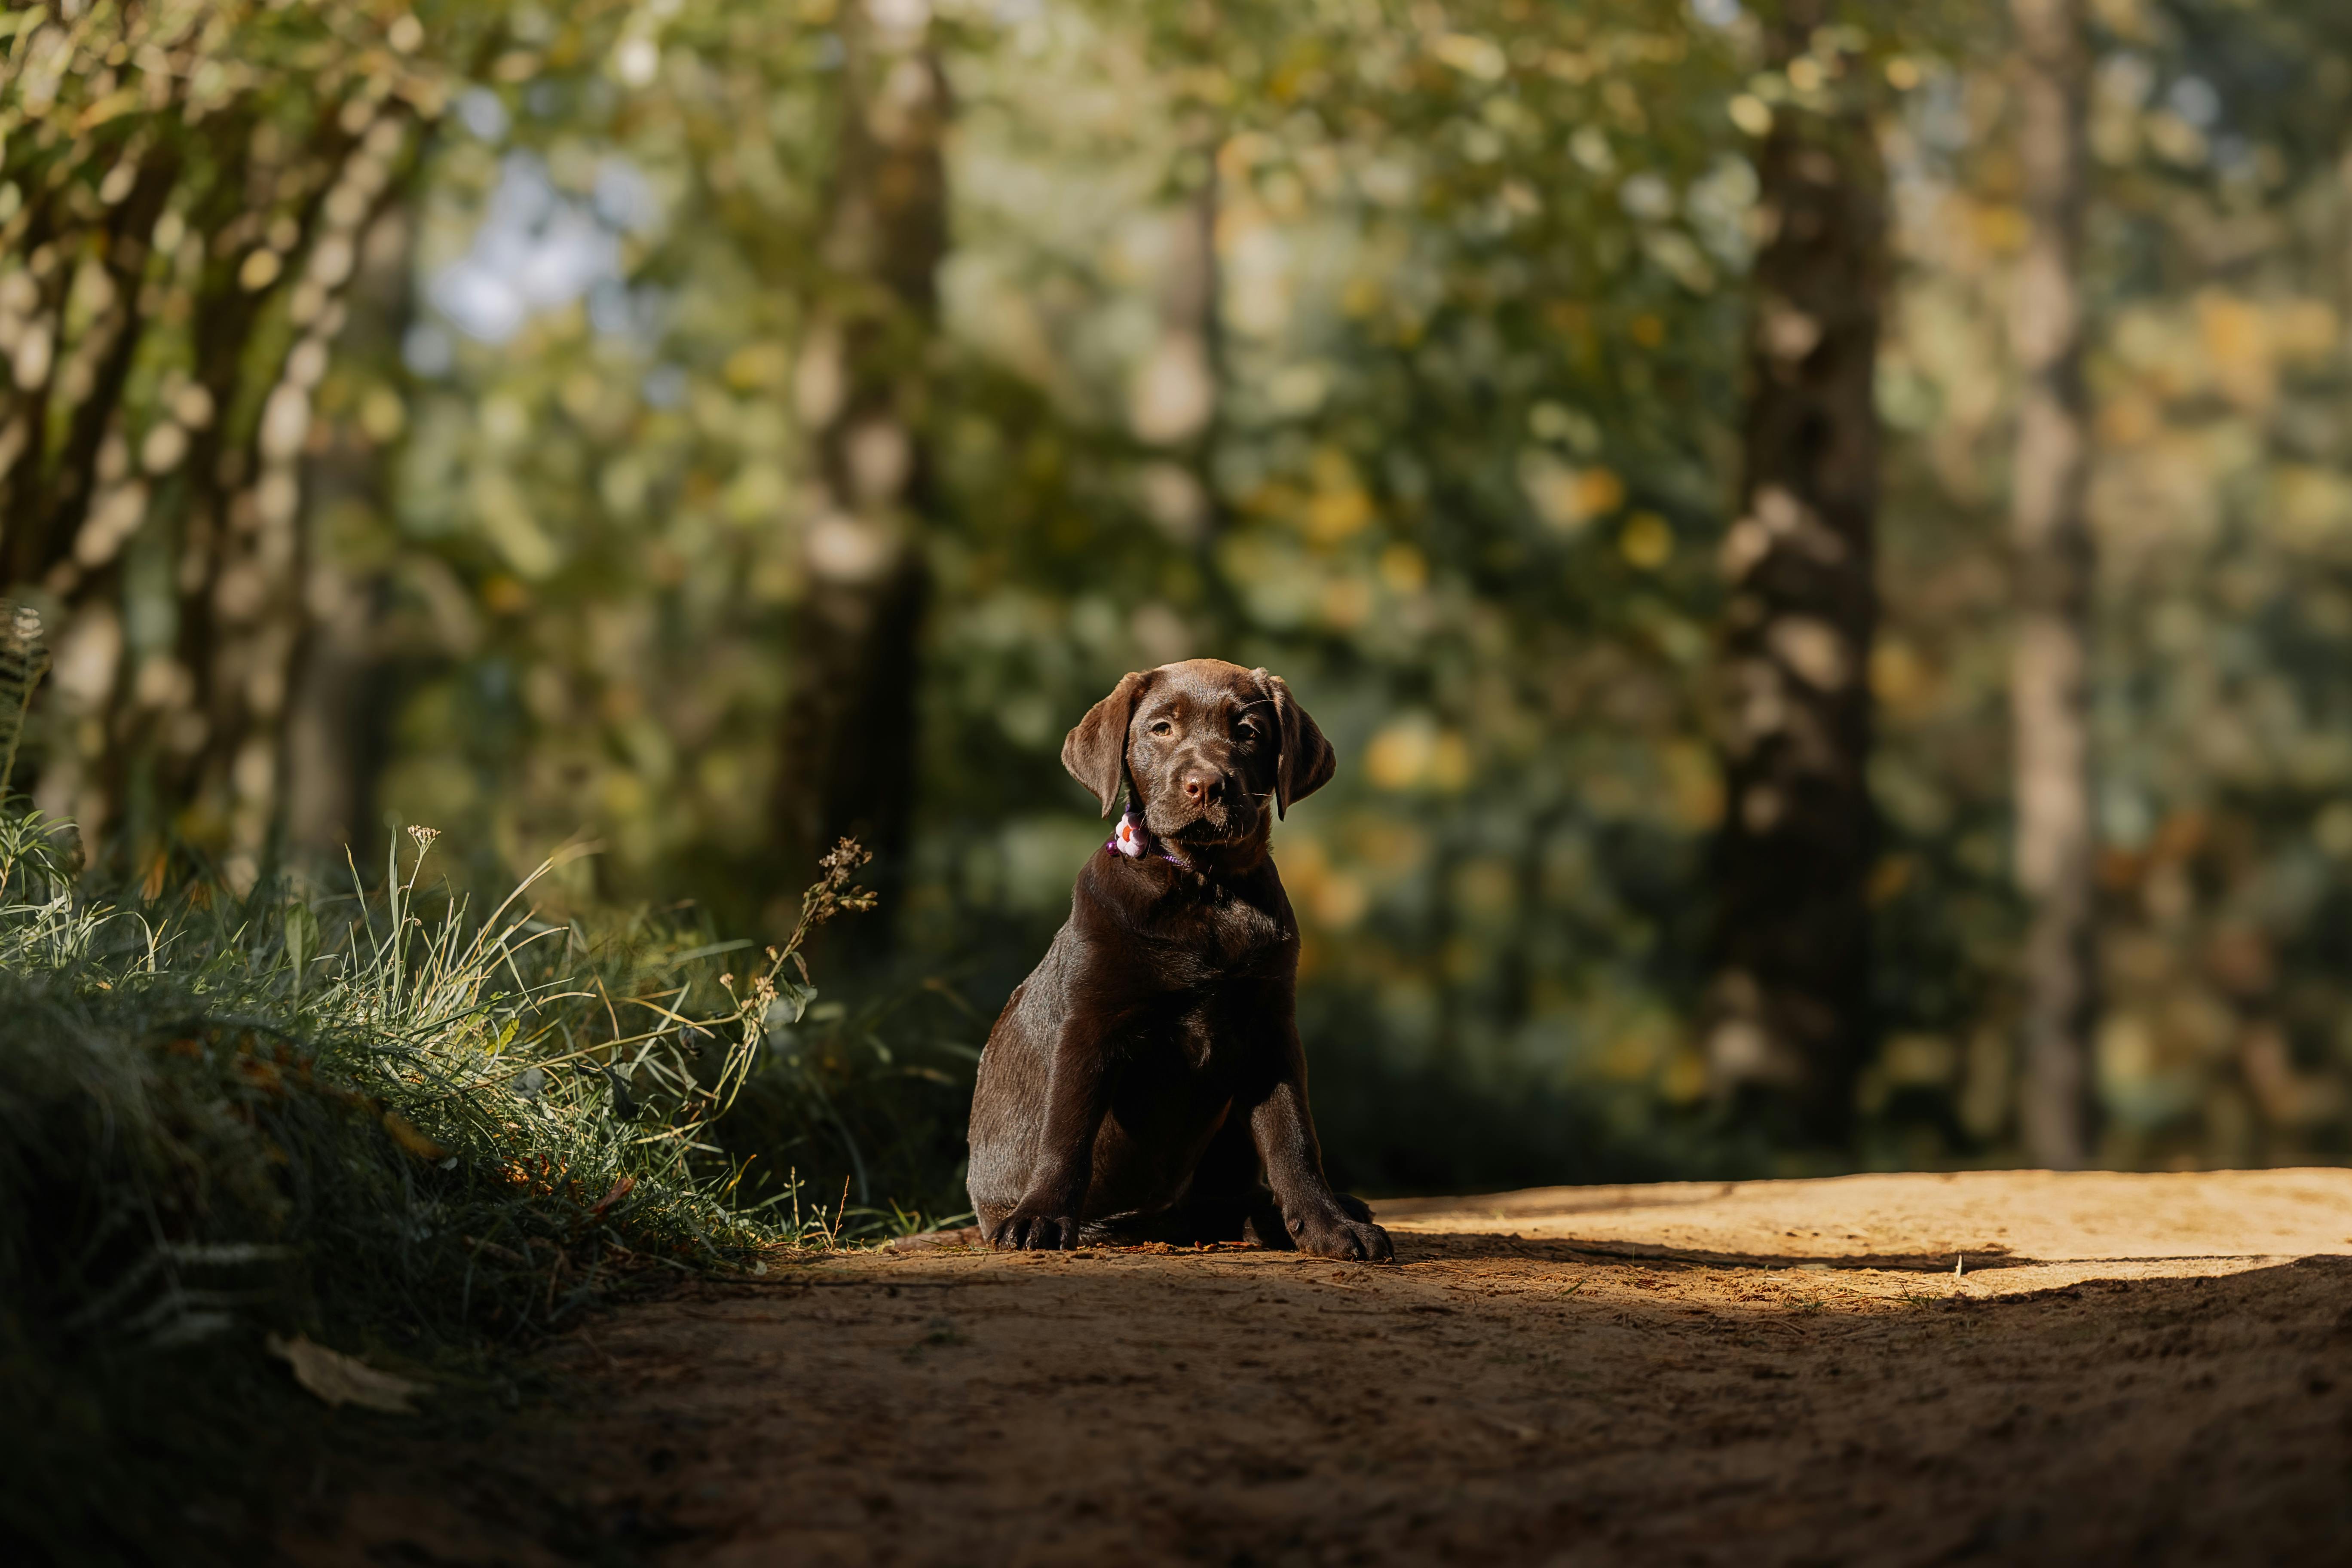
[[1149, 720, 1173, 737]]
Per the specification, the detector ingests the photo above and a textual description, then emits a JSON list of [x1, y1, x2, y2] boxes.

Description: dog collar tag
[[1107, 801, 1186, 866], [1109, 802, 1149, 859]]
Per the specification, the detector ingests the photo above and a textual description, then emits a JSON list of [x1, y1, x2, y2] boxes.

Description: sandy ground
[[289, 1170, 2352, 1567]]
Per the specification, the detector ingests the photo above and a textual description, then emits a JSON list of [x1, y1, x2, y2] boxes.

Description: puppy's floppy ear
[[1254, 669, 1335, 818], [1062, 669, 1151, 817]]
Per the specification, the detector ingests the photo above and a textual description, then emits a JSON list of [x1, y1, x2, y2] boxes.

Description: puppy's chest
[[1149, 888, 1288, 977]]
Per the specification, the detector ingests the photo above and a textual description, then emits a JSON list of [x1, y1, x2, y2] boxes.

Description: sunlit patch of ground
[[287, 1171, 2352, 1567]]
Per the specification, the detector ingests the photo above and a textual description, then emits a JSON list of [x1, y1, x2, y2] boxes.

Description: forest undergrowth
[[0, 809, 973, 1565]]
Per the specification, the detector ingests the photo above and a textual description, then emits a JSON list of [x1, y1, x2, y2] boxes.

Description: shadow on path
[[287, 1242, 2352, 1568]]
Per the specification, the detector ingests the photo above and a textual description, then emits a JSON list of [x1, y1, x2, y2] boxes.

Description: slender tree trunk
[[0, 128, 183, 851], [1184, 145, 1234, 559], [1708, 5, 1886, 1145], [1, 9, 481, 878], [285, 206, 416, 868], [773, 6, 947, 949], [4, 86, 413, 885], [0, 148, 179, 591], [2009, 0, 2096, 1169], [1129, 133, 1227, 626], [0, 193, 74, 588], [159, 111, 414, 891]]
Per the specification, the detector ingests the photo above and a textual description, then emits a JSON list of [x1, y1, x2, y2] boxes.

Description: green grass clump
[[0, 813, 945, 1562]]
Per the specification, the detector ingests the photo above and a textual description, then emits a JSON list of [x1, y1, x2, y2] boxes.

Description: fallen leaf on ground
[[266, 1332, 427, 1413]]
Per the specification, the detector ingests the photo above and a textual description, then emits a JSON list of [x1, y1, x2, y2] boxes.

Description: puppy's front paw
[[993, 1210, 1081, 1251], [1291, 1209, 1394, 1263]]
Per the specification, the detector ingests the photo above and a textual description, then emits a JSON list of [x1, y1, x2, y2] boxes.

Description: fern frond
[[0, 600, 48, 796]]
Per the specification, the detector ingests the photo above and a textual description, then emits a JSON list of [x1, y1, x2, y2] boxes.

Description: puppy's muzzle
[[1155, 779, 1266, 845]]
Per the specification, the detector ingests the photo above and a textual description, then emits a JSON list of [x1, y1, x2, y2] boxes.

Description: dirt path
[[293, 1170, 2352, 1566]]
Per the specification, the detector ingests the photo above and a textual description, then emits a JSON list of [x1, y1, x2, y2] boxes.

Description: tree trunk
[[5, 80, 414, 887], [1708, 6, 1886, 1145], [159, 112, 414, 892], [0, 148, 179, 591], [285, 206, 416, 868], [2009, 0, 2096, 1169], [0, 129, 185, 852], [772, 6, 947, 950]]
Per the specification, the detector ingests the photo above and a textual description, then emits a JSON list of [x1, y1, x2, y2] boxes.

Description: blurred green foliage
[[11, 0, 2352, 1192], [364, 0, 1770, 1191], [1867, 0, 2352, 1171]]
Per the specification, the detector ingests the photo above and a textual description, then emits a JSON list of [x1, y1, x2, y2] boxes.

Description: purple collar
[[1106, 800, 1188, 867]]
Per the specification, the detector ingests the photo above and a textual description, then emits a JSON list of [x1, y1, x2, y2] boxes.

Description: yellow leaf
[[1364, 717, 1435, 790], [1619, 511, 1672, 568], [76, 88, 142, 131], [1305, 485, 1372, 544], [381, 1109, 449, 1162], [1727, 94, 1773, 137], [723, 341, 789, 391], [1578, 467, 1628, 519], [1433, 34, 1507, 82], [237, 249, 282, 291]]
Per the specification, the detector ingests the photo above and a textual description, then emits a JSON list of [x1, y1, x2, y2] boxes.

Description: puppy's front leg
[[995, 1020, 1110, 1251], [1248, 1052, 1394, 1263]]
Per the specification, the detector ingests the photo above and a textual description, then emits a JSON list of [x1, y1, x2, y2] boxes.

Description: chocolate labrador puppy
[[966, 659, 1392, 1260]]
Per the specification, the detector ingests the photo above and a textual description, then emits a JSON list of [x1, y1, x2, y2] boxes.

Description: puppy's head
[[1062, 659, 1335, 846]]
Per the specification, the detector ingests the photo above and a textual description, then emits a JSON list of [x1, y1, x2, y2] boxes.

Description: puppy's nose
[[1181, 770, 1223, 806]]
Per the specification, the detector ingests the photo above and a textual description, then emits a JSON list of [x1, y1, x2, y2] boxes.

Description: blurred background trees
[[1706, 0, 1885, 1147], [8, 0, 2352, 1189], [2008, 0, 2097, 1169]]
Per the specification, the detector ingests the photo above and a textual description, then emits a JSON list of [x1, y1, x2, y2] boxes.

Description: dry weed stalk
[[714, 838, 877, 1118]]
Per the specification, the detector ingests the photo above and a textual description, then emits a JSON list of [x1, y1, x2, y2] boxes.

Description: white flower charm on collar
[[1110, 800, 1150, 859]]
